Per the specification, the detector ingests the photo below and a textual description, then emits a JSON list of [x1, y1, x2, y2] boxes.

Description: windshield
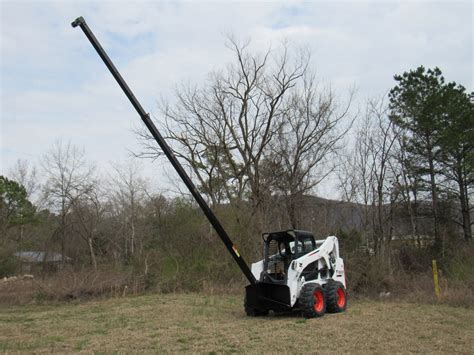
[[261, 231, 316, 283], [286, 239, 314, 256]]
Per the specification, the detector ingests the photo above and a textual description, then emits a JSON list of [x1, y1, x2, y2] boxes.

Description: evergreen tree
[[389, 67, 445, 252], [389, 66, 473, 248], [0, 176, 36, 242], [437, 83, 473, 241]]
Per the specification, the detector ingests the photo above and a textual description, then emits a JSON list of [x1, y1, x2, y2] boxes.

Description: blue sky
[[1, 0, 472, 197]]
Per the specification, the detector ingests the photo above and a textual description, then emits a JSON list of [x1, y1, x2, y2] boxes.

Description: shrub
[[0, 247, 17, 278]]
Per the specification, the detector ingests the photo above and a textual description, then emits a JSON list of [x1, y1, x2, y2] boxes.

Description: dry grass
[[0, 269, 145, 305], [0, 293, 472, 353]]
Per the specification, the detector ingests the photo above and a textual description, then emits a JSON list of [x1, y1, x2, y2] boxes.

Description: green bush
[[0, 248, 17, 278], [445, 244, 474, 286]]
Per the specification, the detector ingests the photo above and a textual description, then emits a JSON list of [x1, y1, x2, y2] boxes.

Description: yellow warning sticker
[[232, 245, 240, 257]]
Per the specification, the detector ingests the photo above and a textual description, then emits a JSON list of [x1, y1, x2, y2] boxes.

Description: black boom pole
[[71, 16, 256, 285]]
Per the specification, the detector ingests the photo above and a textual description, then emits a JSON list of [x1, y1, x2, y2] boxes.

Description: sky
[[1, 0, 472, 198]]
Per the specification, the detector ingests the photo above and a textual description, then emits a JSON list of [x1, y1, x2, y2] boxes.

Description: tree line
[[1, 40, 472, 287]]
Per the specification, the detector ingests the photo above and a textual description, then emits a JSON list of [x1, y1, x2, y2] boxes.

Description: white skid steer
[[246, 230, 347, 317]]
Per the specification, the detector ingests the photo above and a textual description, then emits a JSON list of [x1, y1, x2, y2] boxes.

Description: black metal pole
[[71, 16, 256, 285]]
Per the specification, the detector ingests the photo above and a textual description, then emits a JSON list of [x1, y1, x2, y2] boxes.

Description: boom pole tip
[[71, 16, 85, 28]]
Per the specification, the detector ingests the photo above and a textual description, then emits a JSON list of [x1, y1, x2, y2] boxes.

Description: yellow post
[[432, 259, 441, 300]]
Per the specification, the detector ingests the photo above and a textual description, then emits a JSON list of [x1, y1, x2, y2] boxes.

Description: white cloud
[[1, 0, 472, 197]]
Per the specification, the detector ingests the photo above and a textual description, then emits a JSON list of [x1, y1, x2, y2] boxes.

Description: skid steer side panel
[[246, 283, 291, 311]]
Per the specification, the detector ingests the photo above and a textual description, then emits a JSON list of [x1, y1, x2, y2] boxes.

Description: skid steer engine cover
[[245, 282, 291, 311]]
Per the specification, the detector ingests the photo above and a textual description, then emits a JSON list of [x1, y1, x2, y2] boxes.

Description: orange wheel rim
[[313, 290, 324, 312], [337, 287, 346, 308]]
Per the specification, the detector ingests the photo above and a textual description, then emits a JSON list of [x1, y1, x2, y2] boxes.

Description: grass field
[[0, 293, 472, 353]]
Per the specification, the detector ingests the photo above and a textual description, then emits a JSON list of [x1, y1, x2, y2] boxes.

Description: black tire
[[244, 295, 269, 316], [299, 283, 326, 318], [324, 280, 347, 313]]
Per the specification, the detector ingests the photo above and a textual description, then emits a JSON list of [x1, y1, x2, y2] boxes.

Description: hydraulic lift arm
[[71, 16, 256, 285]]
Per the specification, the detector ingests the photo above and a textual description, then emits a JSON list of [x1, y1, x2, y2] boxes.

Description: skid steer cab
[[245, 230, 347, 318]]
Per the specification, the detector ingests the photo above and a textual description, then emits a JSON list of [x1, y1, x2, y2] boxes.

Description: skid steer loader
[[246, 230, 346, 317], [72, 17, 347, 318]]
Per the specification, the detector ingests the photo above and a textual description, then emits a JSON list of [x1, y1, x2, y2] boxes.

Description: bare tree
[[70, 184, 104, 270], [137, 38, 308, 226], [8, 159, 38, 200], [41, 141, 95, 262], [264, 74, 354, 227], [338, 96, 399, 257], [338, 111, 377, 249], [136, 37, 357, 240], [368, 98, 399, 257], [108, 160, 149, 258]]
